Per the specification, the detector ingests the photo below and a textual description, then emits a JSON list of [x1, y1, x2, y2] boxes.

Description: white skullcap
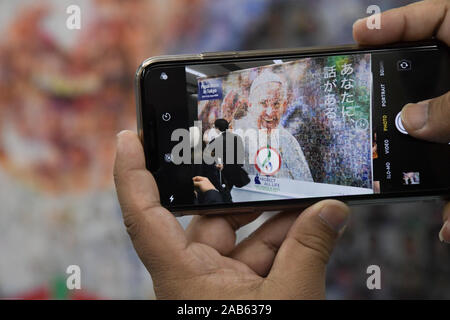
[[249, 70, 286, 100]]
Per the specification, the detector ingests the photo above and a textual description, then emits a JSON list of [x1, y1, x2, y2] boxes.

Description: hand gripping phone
[[135, 41, 450, 215]]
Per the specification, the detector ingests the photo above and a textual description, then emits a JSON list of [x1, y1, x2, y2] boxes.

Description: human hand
[[353, 0, 450, 243], [193, 176, 217, 193], [114, 130, 350, 299]]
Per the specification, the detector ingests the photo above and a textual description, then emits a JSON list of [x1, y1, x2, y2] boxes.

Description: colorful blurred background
[[0, 0, 448, 299]]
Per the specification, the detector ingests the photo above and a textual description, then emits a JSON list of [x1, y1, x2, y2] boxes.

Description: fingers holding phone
[[353, 0, 450, 143], [401, 94, 450, 143], [353, 0, 450, 243]]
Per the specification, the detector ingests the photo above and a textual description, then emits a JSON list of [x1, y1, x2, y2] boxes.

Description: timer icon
[[161, 113, 171, 122]]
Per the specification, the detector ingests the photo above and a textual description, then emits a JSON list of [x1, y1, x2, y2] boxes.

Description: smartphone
[[135, 40, 450, 215]]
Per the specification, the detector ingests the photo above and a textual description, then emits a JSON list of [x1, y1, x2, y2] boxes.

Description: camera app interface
[[143, 47, 450, 207]]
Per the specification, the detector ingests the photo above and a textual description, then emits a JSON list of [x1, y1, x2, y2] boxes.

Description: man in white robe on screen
[[236, 70, 313, 182]]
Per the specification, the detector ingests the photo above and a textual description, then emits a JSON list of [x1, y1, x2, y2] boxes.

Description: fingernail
[[319, 205, 349, 233], [117, 130, 129, 138], [438, 220, 450, 244], [352, 17, 365, 29], [401, 101, 429, 131]]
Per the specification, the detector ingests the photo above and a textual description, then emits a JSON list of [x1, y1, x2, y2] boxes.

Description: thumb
[[401, 91, 450, 143], [114, 130, 187, 276], [267, 200, 349, 299]]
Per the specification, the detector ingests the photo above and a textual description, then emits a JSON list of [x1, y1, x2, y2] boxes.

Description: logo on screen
[[198, 79, 223, 101], [255, 147, 281, 176]]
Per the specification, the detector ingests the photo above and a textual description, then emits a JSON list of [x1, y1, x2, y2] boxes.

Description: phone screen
[[140, 44, 450, 210]]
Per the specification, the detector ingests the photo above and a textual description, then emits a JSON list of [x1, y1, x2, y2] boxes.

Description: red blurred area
[[0, 0, 205, 194]]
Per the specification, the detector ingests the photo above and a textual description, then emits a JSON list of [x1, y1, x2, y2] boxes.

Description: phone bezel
[[136, 40, 450, 215]]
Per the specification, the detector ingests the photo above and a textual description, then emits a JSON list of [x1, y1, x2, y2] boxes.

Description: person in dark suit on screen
[[204, 118, 249, 202]]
